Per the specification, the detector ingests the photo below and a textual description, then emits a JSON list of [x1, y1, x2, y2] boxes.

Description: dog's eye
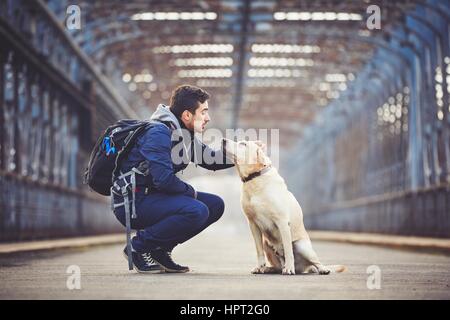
[[238, 141, 246, 146]]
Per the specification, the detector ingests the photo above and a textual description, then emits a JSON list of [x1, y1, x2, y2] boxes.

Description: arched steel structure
[[0, 0, 449, 240]]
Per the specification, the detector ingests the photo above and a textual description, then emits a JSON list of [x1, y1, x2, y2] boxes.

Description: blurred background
[[0, 0, 449, 242]]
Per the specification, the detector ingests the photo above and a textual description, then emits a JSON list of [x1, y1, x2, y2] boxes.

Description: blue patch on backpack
[[102, 137, 116, 156]]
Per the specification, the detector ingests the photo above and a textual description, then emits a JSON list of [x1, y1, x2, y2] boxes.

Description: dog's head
[[222, 138, 271, 179]]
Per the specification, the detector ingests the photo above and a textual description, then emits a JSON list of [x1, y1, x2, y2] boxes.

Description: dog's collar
[[241, 165, 272, 183]]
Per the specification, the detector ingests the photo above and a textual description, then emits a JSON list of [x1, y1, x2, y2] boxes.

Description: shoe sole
[[122, 251, 165, 274], [152, 260, 190, 273]]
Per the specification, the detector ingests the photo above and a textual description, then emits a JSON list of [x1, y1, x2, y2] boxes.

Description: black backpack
[[83, 119, 156, 196]]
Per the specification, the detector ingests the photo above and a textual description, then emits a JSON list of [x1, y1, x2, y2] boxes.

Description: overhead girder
[[70, 0, 417, 43], [95, 39, 371, 66], [291, 1, 450, 186], [43, 0, 448, 148], [76, 22, 375, 56]]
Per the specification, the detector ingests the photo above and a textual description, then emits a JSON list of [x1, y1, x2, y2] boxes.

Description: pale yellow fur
[[224, 139, 346, 275]]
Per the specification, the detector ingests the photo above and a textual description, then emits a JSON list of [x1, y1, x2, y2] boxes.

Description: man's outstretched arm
[[192, 140, 235, 171]]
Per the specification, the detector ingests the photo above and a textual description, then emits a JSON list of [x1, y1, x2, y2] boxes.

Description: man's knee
[[210, 195, 225, 223], [186, 202, 209, 227]]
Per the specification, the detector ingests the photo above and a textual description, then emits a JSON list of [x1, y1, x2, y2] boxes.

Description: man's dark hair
[[169, 85, 210, 118]]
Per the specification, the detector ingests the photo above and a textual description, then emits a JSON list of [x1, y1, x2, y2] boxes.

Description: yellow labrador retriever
[[223, 138, 346, 275]]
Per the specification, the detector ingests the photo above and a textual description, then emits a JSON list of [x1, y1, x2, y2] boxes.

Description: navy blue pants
[[114, 191, 224, 253]]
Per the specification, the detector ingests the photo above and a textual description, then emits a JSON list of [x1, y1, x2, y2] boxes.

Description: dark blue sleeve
[[139, 125, 196, 197], [194, 141, 235, 171]]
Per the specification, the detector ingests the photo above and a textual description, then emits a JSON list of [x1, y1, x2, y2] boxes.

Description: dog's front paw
[[251, 265, 266, 274], [282, 265, 296, 275]]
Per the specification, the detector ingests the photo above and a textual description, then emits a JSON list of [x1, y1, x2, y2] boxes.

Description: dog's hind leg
[[293, 238, 330, 275]]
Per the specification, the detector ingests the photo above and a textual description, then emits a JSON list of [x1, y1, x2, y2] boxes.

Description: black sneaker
[[123, 246, 164, 274], [149, 248, 190, 273]]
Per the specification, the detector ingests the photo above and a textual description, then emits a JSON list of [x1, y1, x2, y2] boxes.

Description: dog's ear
[[256, 147, 268, 166], [254, 140, 267, 152]]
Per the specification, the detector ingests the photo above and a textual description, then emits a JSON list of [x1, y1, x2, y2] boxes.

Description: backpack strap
[[111, 174, 133, 270], [111, 159, 151, 271], [109, 121, 172, 271]]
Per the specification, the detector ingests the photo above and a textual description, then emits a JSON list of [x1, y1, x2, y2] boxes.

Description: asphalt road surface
[[1, 224, 449, 299]]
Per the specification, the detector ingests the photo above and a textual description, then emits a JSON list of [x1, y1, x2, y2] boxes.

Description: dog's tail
[[326, 264, 347, 273]]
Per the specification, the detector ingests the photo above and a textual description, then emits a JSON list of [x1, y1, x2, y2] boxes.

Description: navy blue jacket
[[119, 105, 234, 197]]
